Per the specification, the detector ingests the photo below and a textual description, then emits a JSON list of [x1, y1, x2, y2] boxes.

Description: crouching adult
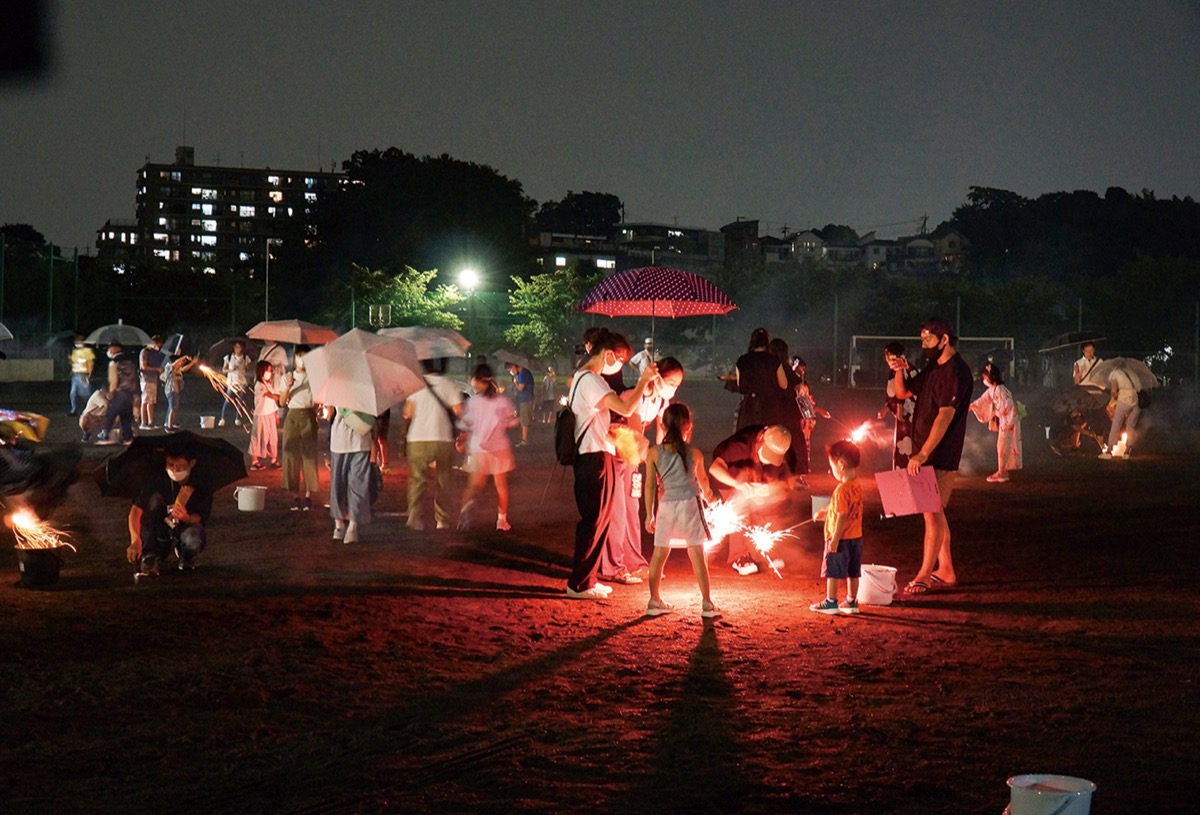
[[126, 445, 213, 577]]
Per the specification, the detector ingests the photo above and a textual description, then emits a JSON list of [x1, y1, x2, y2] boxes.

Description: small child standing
[[249, 361, 280, 470], [643, 403, 720, 619], [811, 439, 863, 615]]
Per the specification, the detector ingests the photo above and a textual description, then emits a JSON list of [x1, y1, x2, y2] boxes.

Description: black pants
[[568, 451, 617, 592], [139, 493, 207, 564]]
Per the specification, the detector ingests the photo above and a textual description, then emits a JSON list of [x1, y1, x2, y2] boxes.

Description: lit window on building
[[269, 191, 283, 203], [555, 256, 567, 267], [200, 188, 218, 200], [171, 171, 181, 182], [267, 175, 281, 185], [202, 220, 217, 232], [202, 204, 214, 216], [203, 267, 216, 275], [200, 235, 217, 246], [130, 234, 137, 245], [267, 207, 276, 216], [239, 205, 256, 217], [239, 252, 251, 261], [597, 258, 616, 269], [154, 249, 170, 259], [153, 232, 168, 241], [304, 192, 317, 203]]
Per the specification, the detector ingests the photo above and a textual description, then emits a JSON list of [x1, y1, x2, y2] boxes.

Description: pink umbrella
[[578, 266, 737, 339]]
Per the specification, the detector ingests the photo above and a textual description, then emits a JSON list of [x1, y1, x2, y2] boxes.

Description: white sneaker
[[234, 418, 242, 426], [566, 586, 608, 600], [592, 582, 613, 595], [732, 559, 759, 575], [218, 418, 227, 427]]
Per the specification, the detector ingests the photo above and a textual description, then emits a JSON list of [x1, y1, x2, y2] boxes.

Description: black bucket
[[16, 548, 64, 588]]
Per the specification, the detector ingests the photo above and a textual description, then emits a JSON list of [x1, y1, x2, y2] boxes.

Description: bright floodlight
[[459, 267, 480, 290]]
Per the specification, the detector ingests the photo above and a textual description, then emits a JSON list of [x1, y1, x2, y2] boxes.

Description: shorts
[[820, 537, 863, 579], [466, 449, 515, 475], [140, 379, 158, 405], [934, 469, 957, 508], [516, 401, 533, 427]]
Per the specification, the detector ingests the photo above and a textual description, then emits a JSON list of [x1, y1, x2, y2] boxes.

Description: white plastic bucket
[[810, 495, 830, 521], [1007, 774, 1094, 815], [199, 416, 216, 429], [856, 564, 897, 605], [233, 485, 266, 511]]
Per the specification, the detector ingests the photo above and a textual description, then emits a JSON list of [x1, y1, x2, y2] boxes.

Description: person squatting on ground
[[969, 362, 1023, 482], [457, 364, 519, 532], [127, 447, 213, 577], [248, 361, 280, 470], [328, 407, 375, 544], [67, 334, 94, 416], [79, 388, 108, 442], [402, 358, 464, 531], [97, 344, 139, 445], [1100, 365, 1141, 460], [643, 403, 720, 619], [219, 340, 253, 426], [878, 342, 917, 469], [890, 317, 974, 595], [566, 328, 659, 600], [139, 335, 166, 429], [708, 424, 800, 575], [281, 345, 321, 511], [810, 440, 864, 615]]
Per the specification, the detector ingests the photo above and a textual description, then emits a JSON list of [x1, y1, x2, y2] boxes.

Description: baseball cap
[[758, 426, 792, 467]]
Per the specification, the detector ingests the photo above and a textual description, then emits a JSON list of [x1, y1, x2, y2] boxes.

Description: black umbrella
[[1038, 331, 1107, 353], [205, 337, 259, 366], [92, 430, 247, 499], [162, 333, 196, 357]]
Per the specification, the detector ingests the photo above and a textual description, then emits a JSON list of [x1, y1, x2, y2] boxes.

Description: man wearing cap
[[709, 424, 803, 574], [890, 317, 974, 593], [629, 338, 656, 376]]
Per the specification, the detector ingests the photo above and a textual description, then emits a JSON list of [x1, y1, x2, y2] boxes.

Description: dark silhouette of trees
[[535, 191, 623, 239]]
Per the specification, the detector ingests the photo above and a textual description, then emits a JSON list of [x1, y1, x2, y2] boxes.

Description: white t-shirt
[[1074, 354, 1101, 382], [571, 370, 614, 455], [329, 410, 373, 454], [461, 393, 517, 454], [1110, 368, 1138, 406], [285, 368, 314, 409], [406, 375, 464, 442]]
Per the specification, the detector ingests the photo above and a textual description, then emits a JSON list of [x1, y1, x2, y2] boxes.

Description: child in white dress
[[643, 403, 720, 618], [248, 361, 280, 470]]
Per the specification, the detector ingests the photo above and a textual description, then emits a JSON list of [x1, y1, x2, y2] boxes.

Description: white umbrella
[[378, 326, 470, 360], [0, 322, 12, 341], [84, 321, 152, 347], [1079, 357, 1158, 391], [304, 329, 424, 415], [246, 319, 338, 345]]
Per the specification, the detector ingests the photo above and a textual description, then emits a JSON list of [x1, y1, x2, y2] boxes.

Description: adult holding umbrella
[[94, 431, 246, 578], [305, 329, 425, 543], [1082, 358, 1158, 459], [578, 265, 737, 345]]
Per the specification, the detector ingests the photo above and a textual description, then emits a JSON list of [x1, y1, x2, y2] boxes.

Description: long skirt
[[249, 413, 278, 462]]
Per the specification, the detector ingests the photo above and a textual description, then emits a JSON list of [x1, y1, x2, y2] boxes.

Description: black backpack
[[554, 373, 596, 466]]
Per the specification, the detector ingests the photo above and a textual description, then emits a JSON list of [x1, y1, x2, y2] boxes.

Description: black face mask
[[923, 343, 942, 361]]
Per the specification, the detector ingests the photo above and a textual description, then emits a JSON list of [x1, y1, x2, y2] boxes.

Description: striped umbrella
[[578, 266, 737, 340]]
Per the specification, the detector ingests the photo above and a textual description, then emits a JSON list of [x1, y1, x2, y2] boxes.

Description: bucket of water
[[1007, 774, 1095, 815], [233, 485, 266, 511], [199, 416, 216, 429], [810, 495, 830, 521], [856, 564, 897, 605], [17, 548, 64, 587]]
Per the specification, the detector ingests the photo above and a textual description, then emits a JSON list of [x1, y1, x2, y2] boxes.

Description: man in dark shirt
[[709, 424, 803, 574], [891, 317, 974, 594], [127, 447, 214, 577]]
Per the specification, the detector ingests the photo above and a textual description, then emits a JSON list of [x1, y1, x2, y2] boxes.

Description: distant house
[[760, 234, 792, 264], [616, 221, 724, 273], [721, 218, 761, 267], [858, 231, 899, 271], [789, 230, 825, 263], [531, 232, 617, 273]]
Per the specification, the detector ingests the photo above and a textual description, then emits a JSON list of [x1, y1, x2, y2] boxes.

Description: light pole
[[460, 266, 480, 346], [264, 238, 281, 321]]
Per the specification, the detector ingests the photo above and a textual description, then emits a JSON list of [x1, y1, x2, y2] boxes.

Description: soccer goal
[[849, 335, 1015, 388]]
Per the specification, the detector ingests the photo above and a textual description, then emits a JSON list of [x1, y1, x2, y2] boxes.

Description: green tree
[[318, 264, 464, 331], [505, 266, 601, 358], [535, 191, 623, 239]]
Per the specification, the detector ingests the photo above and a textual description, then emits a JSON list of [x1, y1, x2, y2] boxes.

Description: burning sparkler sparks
[[702, 499, 804, 579], [197, 364, 254, 431], [848, 421, 873, 444], [7, 508, 76, 551]]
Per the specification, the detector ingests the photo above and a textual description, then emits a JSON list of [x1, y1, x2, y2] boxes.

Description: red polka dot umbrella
[[578, 267, 737, 339]]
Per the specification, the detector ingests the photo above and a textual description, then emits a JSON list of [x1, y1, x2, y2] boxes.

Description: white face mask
[[74, 342, 84, 348], [601, 352, 623, 376], [166, 465, 193, 483], [294, 358, 305, 371]]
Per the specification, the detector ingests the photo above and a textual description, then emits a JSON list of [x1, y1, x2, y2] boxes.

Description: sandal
[[701, 604, 722, 619], [929, 574, 958, 587], [904, 580, 931, 595], [645, 600, 674, 617], [604, 571, 643, 585]]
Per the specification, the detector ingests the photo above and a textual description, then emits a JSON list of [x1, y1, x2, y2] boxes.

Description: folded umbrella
[[304, 329, 425, 415], [92, 430, 247, 499]]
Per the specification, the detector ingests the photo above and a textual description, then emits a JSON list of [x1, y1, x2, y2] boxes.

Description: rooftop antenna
[[920, 213, 928, 234]]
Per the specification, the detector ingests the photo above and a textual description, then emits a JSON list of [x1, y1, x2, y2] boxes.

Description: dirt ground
[[2, 377, 1199, 815]]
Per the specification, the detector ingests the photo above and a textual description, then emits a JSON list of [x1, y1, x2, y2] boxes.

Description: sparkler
[[197, 364, 254, 431], [7, 508, 76, 551], [745, 523, 799, 579], [703, 500, 743, 552], [702, 498, 805, 579]]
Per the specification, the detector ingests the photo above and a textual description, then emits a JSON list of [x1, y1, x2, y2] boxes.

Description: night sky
[[3, 0, 1199, 250]]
